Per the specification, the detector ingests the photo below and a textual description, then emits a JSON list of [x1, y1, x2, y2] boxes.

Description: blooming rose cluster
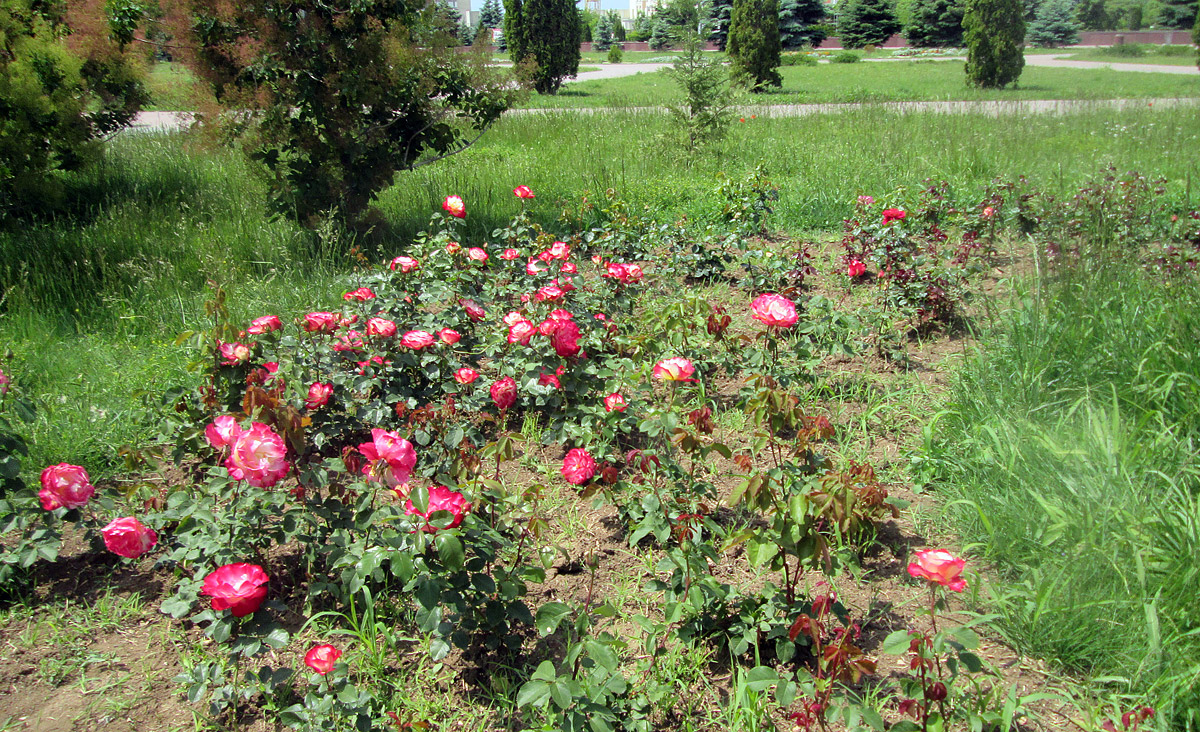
[[603, 262, 644, 285], [404, 485, 470, 532]]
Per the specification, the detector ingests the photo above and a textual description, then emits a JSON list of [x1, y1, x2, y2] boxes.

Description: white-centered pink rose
[[102, 517, 158, 559]]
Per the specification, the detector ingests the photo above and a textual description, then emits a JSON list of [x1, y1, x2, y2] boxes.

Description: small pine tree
[[664, 31, 735, 150], [595, 12, 614, 50], [905, 0, 964, 46], [964, 0, 1025, 87], [779, 0, 827, 48], [480, 0, 505, 28], [505, 0, 582, 94], [839, 0, 902, 48], [709, 0, 734, 49], [649, 14, 674, 49], [1157, 0, 1197, 28], [1028, 0, 1080, 46], [727, 0, 782, 90]]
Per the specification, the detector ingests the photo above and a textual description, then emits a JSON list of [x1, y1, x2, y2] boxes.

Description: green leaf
[[535, 602, 572, 636], [744, 665, 777, 692], [263, 627, 290, 649], [531, 659, 558, 682], [744, 536, 778, 567], [882, 629, 915, 655], [958, 650, 984, 673], [550, 680, 575, 710], [950, 626, 979, 650], [435, 534, 464, 571], [517, 680, 551, 708]]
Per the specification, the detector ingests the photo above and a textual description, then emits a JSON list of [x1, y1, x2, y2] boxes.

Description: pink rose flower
[[343, 287, 376, 302], [438, 328, 461, 344], [38, 463, 95, 511], [366, 318, 397, 338], [503, 311, 527, 327], [560, 261, 577, 274], [907, 549, 967, 592], [247, 315, 282, 334], [857, 194, 874, 207], [882, 208, 906, 225], [539, 371, 560, 389], [535, 285, 564, 303], [847, 260, 866, 278], [442, 195, 465, 218], [304, 312, 340, 334], [750, 293, 799, 328], [358, 428, 417, 488], [507, 320, 535, 345], [561, 448, 596, 485], [390, 256, 419, 272], [224, 422, 291, 488], [603, 262, 643, 284], [453, 367, 479, 384], [102, 517, 158, 559], [0, 368, 8, 395], [304, 644, 342, 675], [548, 241, 570, 259], [468, 247, 488, 263], [556, 276, 576, 293], [332, 330, 364, 352], [982, 206, 995, 219], [604, 393, 627, 412], [459, 299, 485, 322], [201, 563, 269, 617], [526, 259, 547, 276], [551, 320, 582, 358], [305, 382, 333, 409], [501, 248, 520, 260], [445, 241, 462, 254], [218, 341, 251, 365], [513, 185, 535, 199], [405, 485, 470, 533], [401, 330, 436, 350], [490, 377, 517, 410], [206, 415, 243, 450], [653, 357, 696, 382]]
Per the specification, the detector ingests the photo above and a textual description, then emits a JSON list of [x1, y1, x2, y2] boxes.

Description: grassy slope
[[929, 264, 1200, 727]]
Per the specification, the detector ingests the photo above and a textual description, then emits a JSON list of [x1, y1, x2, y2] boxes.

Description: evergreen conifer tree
[[727, 0, 782, 89], [595, 12, 614, 50], [709, 0, 733, 49], [963, 0, 1025, 87], [504, 0, 582, 94], [1157, 0, 1196, 28], [778, 0, 826, 48], [480, 0, 504, 28], [649, 14, 674, 49], [839, 0, 902, 48], [1028, 0, 1080, 46], [905, 0, 964, 46]]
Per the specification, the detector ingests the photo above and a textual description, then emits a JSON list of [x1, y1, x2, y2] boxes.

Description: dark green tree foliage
[[594, 11, 614, 50], [838, 0, 902, 48], [1157, 0, 1196, 28], [580, 9, 593, 42], [664, 31, 734, 150], [480, 0, 504, 27], [963, 0, 1025, 87], [709, 0, 733, 49], [629, 13, 652, 41], [1028, 0, 1079, 45], [905, 0, 965, 46], [174, 0, 514, 223], [727, 0, 782, 89], [649, 14, 674, 49], [1073, 0, 1110, 29], [778, 0, 827, 48], [505, 0, 581, 94], [0, 0, 147, 216], [609, 10, 627, 40]]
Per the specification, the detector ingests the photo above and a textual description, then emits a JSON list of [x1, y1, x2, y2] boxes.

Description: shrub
[[166, 0, 516, 226], [607, 45, 624, 63], [781, 51, 820, 65], [838, 0, 902, 48], [0, 0, 147, 218], [505, 0, 583, 94], [831, 50, 863, 62], [727, 0, 783, 90], [963, 0, 1025, 88]]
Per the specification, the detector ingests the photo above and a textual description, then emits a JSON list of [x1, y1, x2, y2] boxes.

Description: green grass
[[518, 61, 1200, 108], [144, 62, 201, 112], [1062, 44, 1199, 66], [928, 263, 1200, 728]]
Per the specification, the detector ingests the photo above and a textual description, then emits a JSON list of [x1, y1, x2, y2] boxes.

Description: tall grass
[[929, 262, 1200, 728]]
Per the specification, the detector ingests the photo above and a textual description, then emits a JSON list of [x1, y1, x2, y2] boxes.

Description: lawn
[[1060, 44, 1200, 66], [517, 60, 1200, 108]]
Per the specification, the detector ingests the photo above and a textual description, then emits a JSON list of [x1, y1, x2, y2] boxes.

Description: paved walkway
[[1025, 53, 1199, 75]]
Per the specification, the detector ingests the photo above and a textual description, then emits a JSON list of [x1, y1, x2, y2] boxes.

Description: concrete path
[[1024, 53, 1199, 75]]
